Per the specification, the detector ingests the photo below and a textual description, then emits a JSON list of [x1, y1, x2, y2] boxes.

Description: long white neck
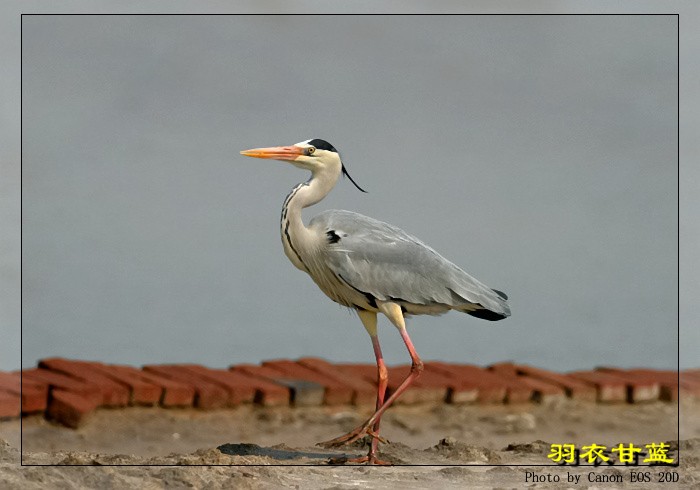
[[280, 165, 340, 272]]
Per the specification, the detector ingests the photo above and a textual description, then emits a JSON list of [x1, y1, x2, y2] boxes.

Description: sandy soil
[[1, 399, 698, 488]]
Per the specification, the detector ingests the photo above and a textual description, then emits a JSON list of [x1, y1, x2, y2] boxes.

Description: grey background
[[5, 11, 696, 372]]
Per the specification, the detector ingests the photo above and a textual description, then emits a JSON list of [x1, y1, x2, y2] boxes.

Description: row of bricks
[[1, 358, 698, 428]]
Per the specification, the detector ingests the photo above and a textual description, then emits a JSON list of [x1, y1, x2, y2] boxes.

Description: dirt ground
[[1, 398, 698, 488]]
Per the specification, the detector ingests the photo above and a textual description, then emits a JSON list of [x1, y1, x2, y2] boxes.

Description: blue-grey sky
[[4, 6, 698, 372]]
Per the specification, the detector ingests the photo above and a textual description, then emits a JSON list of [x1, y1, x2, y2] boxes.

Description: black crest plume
[[306, 139, 367, 193], [342, 164, 367, 193]]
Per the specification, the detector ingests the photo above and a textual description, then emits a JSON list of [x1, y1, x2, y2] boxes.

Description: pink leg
[[332, 333, 391, 465], [361, 326, 423, 431], [367, 334, 388, 462], [320, 303, 423, 456]]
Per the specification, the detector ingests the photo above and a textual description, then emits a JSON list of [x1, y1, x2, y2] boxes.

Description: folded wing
[[309, 210, 510, 320]]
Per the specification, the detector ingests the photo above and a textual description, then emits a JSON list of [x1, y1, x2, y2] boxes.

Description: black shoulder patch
[[307, 139, 337, 153], [326, 230, 341, 244], [492, 289, 508, 300]]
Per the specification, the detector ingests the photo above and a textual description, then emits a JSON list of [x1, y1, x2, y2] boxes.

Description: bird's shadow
[[217, 442, 358, 462]]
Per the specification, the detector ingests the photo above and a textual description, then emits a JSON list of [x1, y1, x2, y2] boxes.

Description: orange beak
[[240, 146, 305, 161]]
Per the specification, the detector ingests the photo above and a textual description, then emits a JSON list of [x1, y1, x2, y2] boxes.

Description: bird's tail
[[466, 307, 509, 321], [454, 287, 510, 321]]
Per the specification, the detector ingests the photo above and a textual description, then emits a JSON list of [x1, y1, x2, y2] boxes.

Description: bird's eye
[[306, 147, 316, 155]]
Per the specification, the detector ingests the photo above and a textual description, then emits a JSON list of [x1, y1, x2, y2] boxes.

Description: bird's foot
[[318, 425, 387, 448]]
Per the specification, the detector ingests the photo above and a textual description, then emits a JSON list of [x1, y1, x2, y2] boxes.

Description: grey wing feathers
[[309, 210, 511, 319]]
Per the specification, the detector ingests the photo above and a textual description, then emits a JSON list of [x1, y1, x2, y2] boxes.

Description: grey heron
[[240, 138, 510, 464]]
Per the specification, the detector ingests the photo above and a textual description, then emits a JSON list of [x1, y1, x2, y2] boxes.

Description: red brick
[[616, 369, 681, 401], [445, 363, 531, 403], [82, 362, 162, 405], [335, 363, 376, 383], [22, 368, 102, 406], [15, 373, 49, 413], [262, 360, 354, 405], [89, 365, 193, 407], [0, 372, 19, 393], [231, 364, 319, 406], [421, 365, 480, 404], [0, 390, 20, 418], [143, 365, 228, 409], [488, 362, 519, 377], [298, 357, 377, 406], [513, 375, 565, 402], [177, 365, 257, 405], [0, 372, 38, 414], [595, 368, 661, 402], [47, 390, 99, 428], [568, 371, 628, 402], [427, 363, 508, 403], [650, 370, 700, 400], [514, 365, 598, 401], [645, 369, 700, 401], [489, 364, 565, 403], [126, 369, 194, 407], [2, 372, 48, 413], [38, 358, 130, 407], [186, 366, 287, 407]]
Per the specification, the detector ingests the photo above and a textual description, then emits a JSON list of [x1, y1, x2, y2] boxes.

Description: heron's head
[[240, 138, 366, 192]]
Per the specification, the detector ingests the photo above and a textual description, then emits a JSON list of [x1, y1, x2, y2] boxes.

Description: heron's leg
[[320, 303, 423, 453], [319, 310, 386, 450], [329, 309, 391, 465], [361, 302, 424, 429], [361, 310, 388, 462]]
